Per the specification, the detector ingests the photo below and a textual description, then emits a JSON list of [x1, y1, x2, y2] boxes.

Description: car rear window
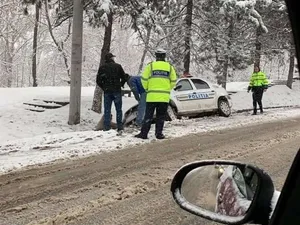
[[177, 80, 193, 91], [192, 79, 210, 89]]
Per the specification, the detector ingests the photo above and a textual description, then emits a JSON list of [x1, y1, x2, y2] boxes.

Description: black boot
[[156, 133, 165, 139], [252, 108, 257, 115], [134, 133, 148, 139], [259, 105, 263, 114]]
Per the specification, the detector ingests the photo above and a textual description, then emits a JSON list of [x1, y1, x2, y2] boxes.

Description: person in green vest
[[134, 48, 177, 139], [247, 66, 269, 115]]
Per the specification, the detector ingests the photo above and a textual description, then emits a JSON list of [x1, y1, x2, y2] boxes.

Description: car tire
[[218, 99, 231, 117], [167, 105, 178, 121]]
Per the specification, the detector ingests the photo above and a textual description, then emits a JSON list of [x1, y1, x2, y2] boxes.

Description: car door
[[172, 79, 197, 113], [189, 78, 216, 111]]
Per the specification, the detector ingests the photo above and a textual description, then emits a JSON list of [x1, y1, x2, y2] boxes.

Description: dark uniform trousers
[[140, 102, 168, 137], [252, 87, 264, 113]]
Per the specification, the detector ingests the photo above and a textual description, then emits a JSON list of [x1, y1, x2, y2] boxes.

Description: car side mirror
[[174, 84, 182, 91], [170, 160, 274, 225]]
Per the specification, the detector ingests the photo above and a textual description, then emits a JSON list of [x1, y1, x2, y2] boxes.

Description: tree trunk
[[219, 19, 234, 89], [254, 27, 262, 69], [21, 56, 25, 87], [138, 26, 151, 74], [221, 56, 229, 89], [32, 1, 39, 87], [52, 64, 56, 86], [4, 38, 13, 87], [183, 0, 193, 73], [91, 12, 113, 114], [68, 0, 83, 125], [5, 55, 13, 87], [287, 39, 295, 89], [45, 0, 71, 80]]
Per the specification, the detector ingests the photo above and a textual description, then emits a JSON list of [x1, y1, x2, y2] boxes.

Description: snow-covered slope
[[0, 84, 300, 174], [230, 83, 300, 111]]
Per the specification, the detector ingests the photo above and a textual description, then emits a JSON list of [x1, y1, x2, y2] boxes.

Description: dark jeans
[[140, 102, 168, 137], [104, 92, 123, 131], [252, 87, 264, 113], [136, 92, 147, 126]]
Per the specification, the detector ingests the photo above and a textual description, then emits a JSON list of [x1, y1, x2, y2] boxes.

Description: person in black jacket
[[96, 53, 126, 133]]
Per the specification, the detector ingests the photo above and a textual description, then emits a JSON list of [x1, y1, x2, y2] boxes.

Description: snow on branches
[[219, 0, 273, 33]]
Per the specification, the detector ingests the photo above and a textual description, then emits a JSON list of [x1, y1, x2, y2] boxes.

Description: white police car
[[168, 77, 232, 119], [122, 77, 232, 125]]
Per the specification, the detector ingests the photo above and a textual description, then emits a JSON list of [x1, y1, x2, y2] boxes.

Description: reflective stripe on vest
[[147, 90, 171, 94]]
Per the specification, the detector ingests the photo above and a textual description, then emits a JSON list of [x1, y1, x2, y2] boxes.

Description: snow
[[228, 82, 300, 111], [220, 0, 269, 33], [100, 13, 109, 26], [99, 0, 112, 14], [1, 82, 300, 174]]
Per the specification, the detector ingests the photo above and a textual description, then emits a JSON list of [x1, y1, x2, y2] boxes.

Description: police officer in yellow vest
[[247, 66, 269, 115], [135, 48, 177, 139]]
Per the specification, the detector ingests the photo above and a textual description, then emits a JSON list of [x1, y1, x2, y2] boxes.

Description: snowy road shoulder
[[1, 108, 300, 174]]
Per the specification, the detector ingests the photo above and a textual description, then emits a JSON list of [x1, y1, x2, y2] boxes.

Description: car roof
[[178, 77, 217, 87]]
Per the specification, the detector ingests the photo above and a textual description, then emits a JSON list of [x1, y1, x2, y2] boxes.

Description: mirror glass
[[181, 164, 258, 218]]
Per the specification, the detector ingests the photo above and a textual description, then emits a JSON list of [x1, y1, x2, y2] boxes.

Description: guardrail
[[122, 89, 132, 97]]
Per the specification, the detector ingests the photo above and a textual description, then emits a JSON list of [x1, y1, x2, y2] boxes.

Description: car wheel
[[167, 105, 178, 121], [218, 99, 231, 117]]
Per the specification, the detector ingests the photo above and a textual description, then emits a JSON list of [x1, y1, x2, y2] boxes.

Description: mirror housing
[[174, 84, 182, 91], [170, 160, 274, 225]]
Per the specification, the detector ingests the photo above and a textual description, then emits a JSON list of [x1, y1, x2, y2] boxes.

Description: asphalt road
[[1, 116, 300, 225]]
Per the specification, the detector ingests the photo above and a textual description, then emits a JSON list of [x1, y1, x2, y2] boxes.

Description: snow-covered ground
[[227, 81, 300, 110], [1, 82, 300, 174]]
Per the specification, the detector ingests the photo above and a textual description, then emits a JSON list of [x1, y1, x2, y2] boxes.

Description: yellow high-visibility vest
[[141, 61, 177, 103], [249, 71, 269, 88]]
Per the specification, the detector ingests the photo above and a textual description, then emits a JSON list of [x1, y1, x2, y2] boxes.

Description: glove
[[247, 86, 251, 93]]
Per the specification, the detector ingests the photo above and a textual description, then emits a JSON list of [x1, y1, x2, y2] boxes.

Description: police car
[[123, 77, 232, 125], [167, 77, 232, 120]]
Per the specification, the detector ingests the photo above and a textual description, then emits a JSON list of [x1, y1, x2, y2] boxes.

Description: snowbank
[[230, 83, 300, 111], [0, 87, 136, 142], [226, 82, 249, 93], [1, 84, 300, 174]]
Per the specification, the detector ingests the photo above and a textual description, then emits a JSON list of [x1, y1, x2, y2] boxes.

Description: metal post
[[68, 0, 83, 125]]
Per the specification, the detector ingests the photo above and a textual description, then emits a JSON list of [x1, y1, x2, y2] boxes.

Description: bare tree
[[218, 18, 234, 89], [137, 26, 151, 74], [287, 36, 295, 89], [254, 27, 262, 69], [45, 0, 72, 81], [0, 0, 31, 87], [183, 0, 193, 74], [91, 12, 113, 114], [32, 0, 41, 87]]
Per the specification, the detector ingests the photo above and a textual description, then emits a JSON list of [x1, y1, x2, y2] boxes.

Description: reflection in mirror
[[181, 164, 258, 219]]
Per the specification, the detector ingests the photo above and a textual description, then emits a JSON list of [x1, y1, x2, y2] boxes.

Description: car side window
[[192, 79, 210, 89], [177, 80, 193, 91]]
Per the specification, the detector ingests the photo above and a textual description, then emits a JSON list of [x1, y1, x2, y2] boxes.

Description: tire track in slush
[[0, 117, 300, 225]]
